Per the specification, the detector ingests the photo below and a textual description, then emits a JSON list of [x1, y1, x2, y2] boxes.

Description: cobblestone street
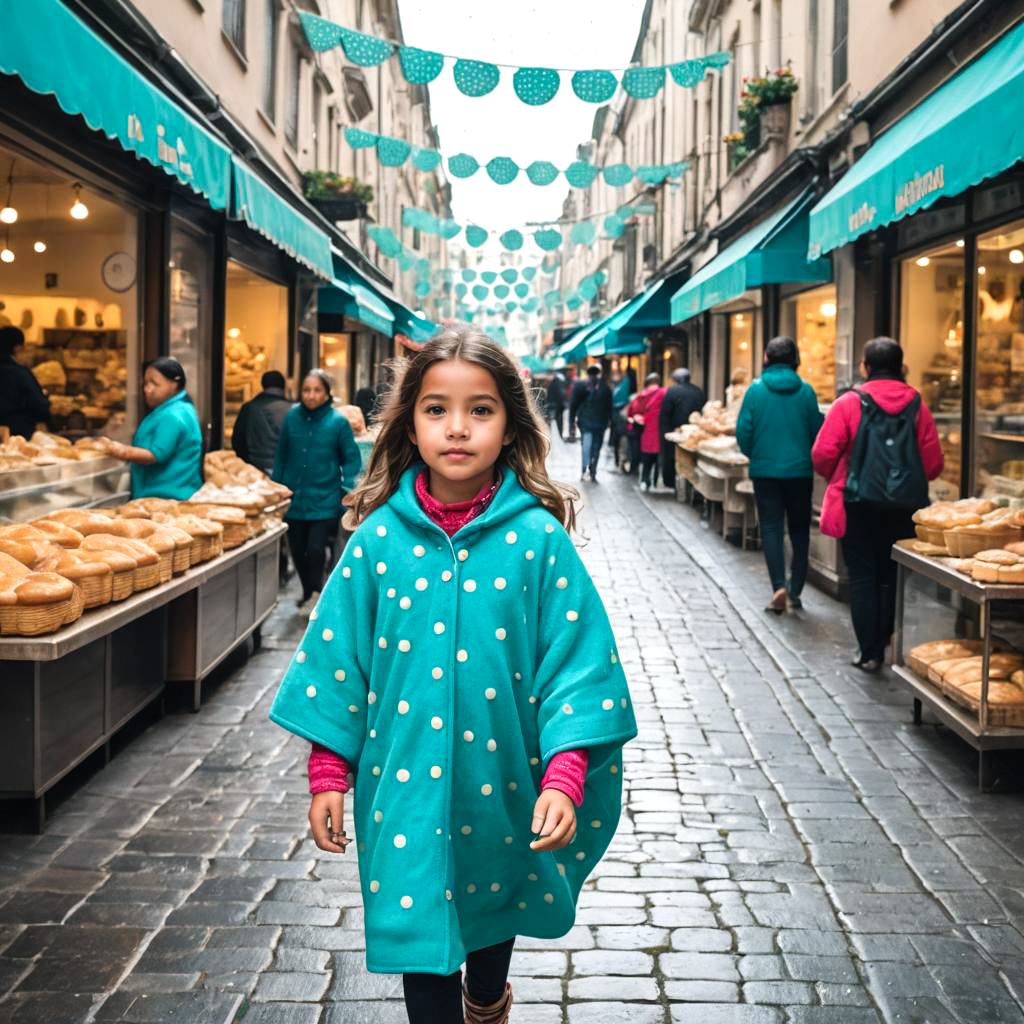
[[3, 439, 1024, 1024]]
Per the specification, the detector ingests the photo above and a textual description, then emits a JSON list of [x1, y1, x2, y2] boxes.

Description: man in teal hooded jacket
[[736, 336, 824, 614]]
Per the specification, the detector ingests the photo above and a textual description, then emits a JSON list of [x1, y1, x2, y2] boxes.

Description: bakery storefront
[[0, 1, 324, 827], [807, 20, 1024, 782]]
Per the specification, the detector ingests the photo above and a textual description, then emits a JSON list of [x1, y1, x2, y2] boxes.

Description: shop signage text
[[127, 114, 195, 182], [894, 164, 945, 215], [848, 201, 877, 233]]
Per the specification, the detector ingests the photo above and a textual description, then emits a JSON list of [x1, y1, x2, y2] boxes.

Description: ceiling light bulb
[[33, 240, 46, 253], [0, 207, 17, 224], [979, 266, 987, 275], [1010, 249, 1024, 264], [955, 239, 965, 247], [915, 256, 930, 267], [70, 184, 88, 220], [820, 301, 837, 317], [0, 247, 14, 264], [227, 327, 241, 338]]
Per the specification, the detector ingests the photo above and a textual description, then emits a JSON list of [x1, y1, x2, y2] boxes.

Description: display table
[[0, 524, 285, 829], [0, 457, 129, 523], [892, 542, 1024, 789]]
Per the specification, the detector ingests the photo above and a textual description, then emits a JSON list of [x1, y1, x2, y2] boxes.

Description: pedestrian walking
[[609, 370, 632, 470], [569, 364, 613, 482], [231, 369, 293, 474], [545, 371, 566, 439], [659, 368, 705, 491], [101, 356, 202, 500], [736, 338, 824, 613], [273, 369, 362, 609], [269, 325, 637, 1024], [627, 373, 666, 491], [813, 337, 944, 671]]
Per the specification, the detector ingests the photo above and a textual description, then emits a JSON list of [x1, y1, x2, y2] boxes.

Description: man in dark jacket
[[569, 364, 613, 482], [232, 370, 293, 474], [659, 368, 705, 490], [0, 326, 50, 439], [546, 372, 566, 439]]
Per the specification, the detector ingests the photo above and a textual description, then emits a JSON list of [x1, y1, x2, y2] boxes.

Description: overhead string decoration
[[300, 12, 730, 106], [342, 127, 688, 190]]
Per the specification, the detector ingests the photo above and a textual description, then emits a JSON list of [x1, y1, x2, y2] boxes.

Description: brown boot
[[463, 981, 513, 1024]]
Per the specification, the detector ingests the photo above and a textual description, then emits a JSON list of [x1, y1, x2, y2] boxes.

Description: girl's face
[[143, 367, 179, 409], [302, 375, 330, 410], [411, 359, 512, 496]]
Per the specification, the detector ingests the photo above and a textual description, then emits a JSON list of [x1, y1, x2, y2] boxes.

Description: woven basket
[[915, 524, 947, 546], [131, 563, 161, 591], [943, 679, 1024, 727], [0, 595, 78, 636], [171, 546, 191, 574], [220, 523, 250, 549], [71, 571, 113, 609], [110, 569, 134, 602], [944, 528, 1022, 557]]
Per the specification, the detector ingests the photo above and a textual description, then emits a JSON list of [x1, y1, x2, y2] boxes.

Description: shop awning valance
[[551, 325, 590, 364], [231, 159, 334, 279], [808, 21, 1024, 258], [390, 303, 438, 343], [0, 0, 232, 209], [320, 265, 396, 335], [670, 193, 831, 323]]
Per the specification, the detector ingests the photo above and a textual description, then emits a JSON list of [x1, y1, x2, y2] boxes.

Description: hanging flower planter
[[732, 66, 798, 164], [302, 172, 374, 221]]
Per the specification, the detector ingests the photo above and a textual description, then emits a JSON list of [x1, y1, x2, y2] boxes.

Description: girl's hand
[[309, 791, 350, 854], [529, 789, 577, 852]]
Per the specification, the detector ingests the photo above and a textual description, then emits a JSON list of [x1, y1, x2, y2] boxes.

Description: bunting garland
[[300, 13, 730, 105], [344, 127, 689, 189]]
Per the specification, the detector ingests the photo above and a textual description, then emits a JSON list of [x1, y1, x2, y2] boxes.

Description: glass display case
[[899, 240, 965, 499], [973, 219, 1024, 502], [781, 284, 838, 402]]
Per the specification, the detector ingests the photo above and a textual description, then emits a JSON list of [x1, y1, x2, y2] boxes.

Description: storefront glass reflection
[[781, 284, 838, 403], [899, 241, 964, 498]]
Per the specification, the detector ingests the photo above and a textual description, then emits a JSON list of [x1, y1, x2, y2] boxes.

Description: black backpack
[[844, 389, 929, 509]]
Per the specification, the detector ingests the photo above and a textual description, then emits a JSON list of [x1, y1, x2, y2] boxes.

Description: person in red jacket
[[627, 373, 666, 491], [812, 337, 944, 672]]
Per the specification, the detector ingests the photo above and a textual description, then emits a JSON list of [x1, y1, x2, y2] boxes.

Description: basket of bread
[[907, 639, 1024, 726]]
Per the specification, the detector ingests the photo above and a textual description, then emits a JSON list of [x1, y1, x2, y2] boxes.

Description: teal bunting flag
[[465, 225, 489, 247], [299, 13, 730, 106], [342, 127, 688, 190]]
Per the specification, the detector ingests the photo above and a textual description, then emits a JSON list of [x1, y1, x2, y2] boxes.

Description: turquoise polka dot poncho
[[269, 466, 637, 975]]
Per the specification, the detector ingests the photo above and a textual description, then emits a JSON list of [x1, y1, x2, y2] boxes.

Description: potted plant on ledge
[[303, 172, 375, 221], [740, 66, 799, 145]]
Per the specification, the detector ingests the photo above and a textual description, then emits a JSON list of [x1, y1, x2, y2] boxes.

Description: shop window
[[781, 284, 837, 402], [899, 240, 964, 499], [223, 261, 289, 447], [0, 145, 140, 440], [320, 333, 351, 404], [169, 221, 214, 446], [261, 0, 278, 122], [974, 220, 1024, 500], [727, 309, 756, 402], [223, 0, 246, 56], [831, 0, 848, 94], [285, 44, 301, 149]]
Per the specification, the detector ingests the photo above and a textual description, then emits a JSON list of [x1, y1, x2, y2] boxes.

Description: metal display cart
[[892, 542, 1024, 788]]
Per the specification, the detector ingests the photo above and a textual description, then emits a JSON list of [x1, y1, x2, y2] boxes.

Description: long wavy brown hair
[[345, 324, 578, 532]]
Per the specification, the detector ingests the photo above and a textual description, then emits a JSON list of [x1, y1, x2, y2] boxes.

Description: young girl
[[269, 325, 637, 1024]]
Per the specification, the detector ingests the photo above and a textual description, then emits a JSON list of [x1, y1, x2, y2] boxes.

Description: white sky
[[397, 0, 649, 259]]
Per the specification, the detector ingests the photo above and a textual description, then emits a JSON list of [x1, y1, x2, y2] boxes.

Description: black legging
[[403, 937, 515, 1023], [286, 516, 338, 601], [640, 451, 660, 487]]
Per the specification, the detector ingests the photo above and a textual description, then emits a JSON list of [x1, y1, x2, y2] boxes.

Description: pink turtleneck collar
[[414, 468, 500, 537]]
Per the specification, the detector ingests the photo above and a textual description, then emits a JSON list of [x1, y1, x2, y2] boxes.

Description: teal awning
[[553, 323, 595, 363], [232, 159, 334, 279], [0, 0, 232, 209], [389, 303, 438, 343], [809, 21, 1024, 257], [320, 265, 395, 335], [671, 193, 831, 323]]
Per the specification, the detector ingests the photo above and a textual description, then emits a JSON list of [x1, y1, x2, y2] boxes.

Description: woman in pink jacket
[[627, 373, 666, 491], [812, 338, 944, 673]]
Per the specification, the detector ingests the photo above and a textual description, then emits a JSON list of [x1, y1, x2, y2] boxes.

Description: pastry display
[[79, 534, 160, 592]]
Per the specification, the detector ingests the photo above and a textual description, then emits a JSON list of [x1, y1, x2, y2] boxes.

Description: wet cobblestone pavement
[[3, 438, 1024, 1023]]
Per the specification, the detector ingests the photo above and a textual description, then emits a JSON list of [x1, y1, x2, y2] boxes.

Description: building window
[[831, 0, 848, 93], [806, 0, 819, 118], [222, 0, 246, 55], [313, 80, 323, 167], [261, 0, 278, 121], [285, 44, 301, 148]]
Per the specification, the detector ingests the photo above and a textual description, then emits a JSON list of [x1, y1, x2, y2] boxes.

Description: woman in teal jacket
[[736, 337, 824, 614], [273, 369, 361, 607], [101, 356, 202, 500]]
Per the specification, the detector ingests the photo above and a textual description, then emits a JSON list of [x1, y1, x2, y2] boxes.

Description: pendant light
[[1, 229, 14, 263], [33, 184, 48, 253], [70, 183, 89, 220], [0, 160, 16, 225]]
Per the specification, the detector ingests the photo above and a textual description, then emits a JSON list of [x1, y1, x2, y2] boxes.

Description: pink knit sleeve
[[541, 748, 589, 808], [308, 743, 352, 795]]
